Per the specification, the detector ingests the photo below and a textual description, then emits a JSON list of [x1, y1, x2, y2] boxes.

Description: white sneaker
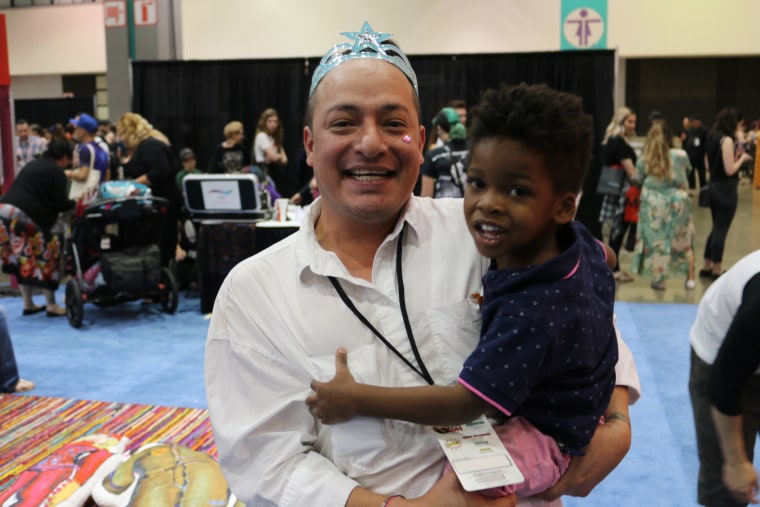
[[685, 279, 696, 290]]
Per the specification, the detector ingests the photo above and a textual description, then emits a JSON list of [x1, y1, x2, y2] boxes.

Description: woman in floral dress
[[0, 140, 74, 316], [631, 122, 695, 290]]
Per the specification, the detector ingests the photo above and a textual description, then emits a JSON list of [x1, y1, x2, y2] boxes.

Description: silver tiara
[[309, 21, 418, 97]]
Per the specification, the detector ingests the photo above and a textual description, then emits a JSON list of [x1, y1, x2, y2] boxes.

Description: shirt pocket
[[310, 344, 430, 476], [426, 298, 482, 385]]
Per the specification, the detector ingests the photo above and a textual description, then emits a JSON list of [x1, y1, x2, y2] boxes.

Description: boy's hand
[[306, 348, 359, 424]]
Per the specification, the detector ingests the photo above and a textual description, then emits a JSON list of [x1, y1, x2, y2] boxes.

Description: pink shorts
[[445, 416, 572, 498]]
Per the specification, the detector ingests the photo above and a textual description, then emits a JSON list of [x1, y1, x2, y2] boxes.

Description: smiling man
[[205, 22, 639, 507]]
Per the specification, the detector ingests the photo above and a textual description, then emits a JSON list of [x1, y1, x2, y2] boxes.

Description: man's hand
[[306, 347, 360, 424], [711, 407, 760, 504], [346, 471, 517, 507], [535, 386, 632, 500], [722, 460, 760, 504]]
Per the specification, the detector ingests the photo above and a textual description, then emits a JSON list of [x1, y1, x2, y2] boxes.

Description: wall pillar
[[104, 0, 181, 122]]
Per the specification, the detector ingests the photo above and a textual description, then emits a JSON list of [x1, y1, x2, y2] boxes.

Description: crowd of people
[[4, 19, 760, 507], [594, 105, 757, 292]]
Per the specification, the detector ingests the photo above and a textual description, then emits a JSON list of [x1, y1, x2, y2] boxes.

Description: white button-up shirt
[[205, 196, 641, 507]]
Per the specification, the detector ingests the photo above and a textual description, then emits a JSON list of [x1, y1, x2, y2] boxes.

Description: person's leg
[[608, 214, 624, 263], [689, 349, 746, 507], [18, 284, 43, 314], [160, 206, 180, 268], [686, 248, 696, 289], [0, 307, 20, 393], [695, 159, 707, 191], [43, 289, 65, 316], [611, 218, 634, 281], [707, 182, 739, 276], [624, 221, 637, 252], [688, 164, 697, 190], [0, 307, 33, 393], [701, 189, 719, 275], [477, 416, 571, 498]]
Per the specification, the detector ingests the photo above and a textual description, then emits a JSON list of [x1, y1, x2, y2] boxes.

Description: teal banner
[[560, 0, 607, 50]]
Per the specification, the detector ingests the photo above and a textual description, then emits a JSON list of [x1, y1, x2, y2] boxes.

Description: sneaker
[[685, 279, 696, 290], [650, 281, 666, 291], [698, 268, 713, 278]]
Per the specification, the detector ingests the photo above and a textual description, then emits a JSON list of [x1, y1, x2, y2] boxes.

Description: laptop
[[182, 173, 268, 221]]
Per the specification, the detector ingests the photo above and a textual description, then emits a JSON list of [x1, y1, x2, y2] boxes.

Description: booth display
[[182, 174, 299, 313]]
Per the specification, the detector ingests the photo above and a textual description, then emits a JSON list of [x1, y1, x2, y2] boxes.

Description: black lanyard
[[328, 224, 435, 385]]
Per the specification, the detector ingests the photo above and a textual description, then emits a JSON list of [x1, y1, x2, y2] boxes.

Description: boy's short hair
[[468, 83, 593, 193]]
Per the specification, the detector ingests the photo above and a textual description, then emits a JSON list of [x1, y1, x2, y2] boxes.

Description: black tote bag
[[595, 164, 626, 196]]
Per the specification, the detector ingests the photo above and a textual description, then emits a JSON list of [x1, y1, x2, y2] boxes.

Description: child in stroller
[[64, 181, 178, 328]]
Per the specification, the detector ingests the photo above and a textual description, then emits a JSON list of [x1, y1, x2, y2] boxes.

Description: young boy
[[306, 83, 618, 498]]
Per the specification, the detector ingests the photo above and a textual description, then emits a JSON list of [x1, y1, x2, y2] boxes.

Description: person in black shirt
[[208, 121, 249, 174], [700, 107, 753, 279], [684, 114, 708, 192], [598, 107, 638, 282], [117, 112, 181, 268], [689, 249, 760, 506], [0, 140, 74, 317]]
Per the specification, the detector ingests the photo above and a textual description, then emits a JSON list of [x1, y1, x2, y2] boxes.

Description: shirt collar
[[294, 195, 423, 283]]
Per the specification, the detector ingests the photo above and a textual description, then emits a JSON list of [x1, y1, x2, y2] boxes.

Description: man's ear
[[554, 192, 577, 224], [303, 126, 314, 167], [417, 125, 426, 165]]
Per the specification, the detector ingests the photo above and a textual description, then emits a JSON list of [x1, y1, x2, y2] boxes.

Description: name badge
[[434, 415, 524, 492]]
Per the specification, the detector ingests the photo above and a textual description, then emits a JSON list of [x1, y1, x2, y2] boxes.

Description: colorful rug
[[0, 393, 216, 483]]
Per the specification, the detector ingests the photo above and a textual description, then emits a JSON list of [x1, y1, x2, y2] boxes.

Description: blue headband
[[309, 21, 418, 97]]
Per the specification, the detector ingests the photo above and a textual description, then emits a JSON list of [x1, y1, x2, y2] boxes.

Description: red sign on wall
[[104, 0, 126, 28], [134, 0, 158, 26]]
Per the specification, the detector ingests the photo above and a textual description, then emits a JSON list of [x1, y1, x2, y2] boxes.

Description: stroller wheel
[[65, 279, 84, 328], [159, 267, 179, 314]]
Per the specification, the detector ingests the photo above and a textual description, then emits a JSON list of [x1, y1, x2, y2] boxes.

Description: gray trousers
[[689, 348, 760, 506]]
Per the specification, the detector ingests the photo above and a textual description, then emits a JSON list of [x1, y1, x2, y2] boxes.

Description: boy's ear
[[554, 192, 577, 224]]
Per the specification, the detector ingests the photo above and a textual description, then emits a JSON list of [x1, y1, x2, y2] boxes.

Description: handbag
[[595, 164, 626, 196], [68, 143, 102, 202], [623, 185, 641, 223]]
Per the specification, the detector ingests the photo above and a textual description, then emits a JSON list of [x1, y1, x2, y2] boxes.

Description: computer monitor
[[182, 173, 265, 220]]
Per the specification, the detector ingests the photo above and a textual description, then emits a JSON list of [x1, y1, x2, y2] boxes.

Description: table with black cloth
[[196, 220, 299, 313]]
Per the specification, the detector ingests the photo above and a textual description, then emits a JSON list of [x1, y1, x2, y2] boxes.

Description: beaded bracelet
[[381, 494, 405, 507]]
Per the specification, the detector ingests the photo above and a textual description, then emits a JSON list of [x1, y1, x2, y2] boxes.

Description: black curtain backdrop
[[132, 58, 309, 177], [132, 50, 613, 235]]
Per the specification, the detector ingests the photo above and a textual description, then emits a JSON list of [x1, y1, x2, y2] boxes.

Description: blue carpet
[[6, 289, 209, 409], [5, 293, 741, 506]]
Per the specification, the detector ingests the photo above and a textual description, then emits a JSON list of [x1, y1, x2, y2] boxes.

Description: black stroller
[[64, 184, 178, 328]]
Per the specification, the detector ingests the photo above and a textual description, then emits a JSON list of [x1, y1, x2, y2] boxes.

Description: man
[[448, 98, 468, 125], [64, 113, 110, 195], [420, 107, 468, 198], [205, 22, 639, 507], [14, 119, 47, 175], [684, 114, 708, 192], [689, 249, 760, 506]]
